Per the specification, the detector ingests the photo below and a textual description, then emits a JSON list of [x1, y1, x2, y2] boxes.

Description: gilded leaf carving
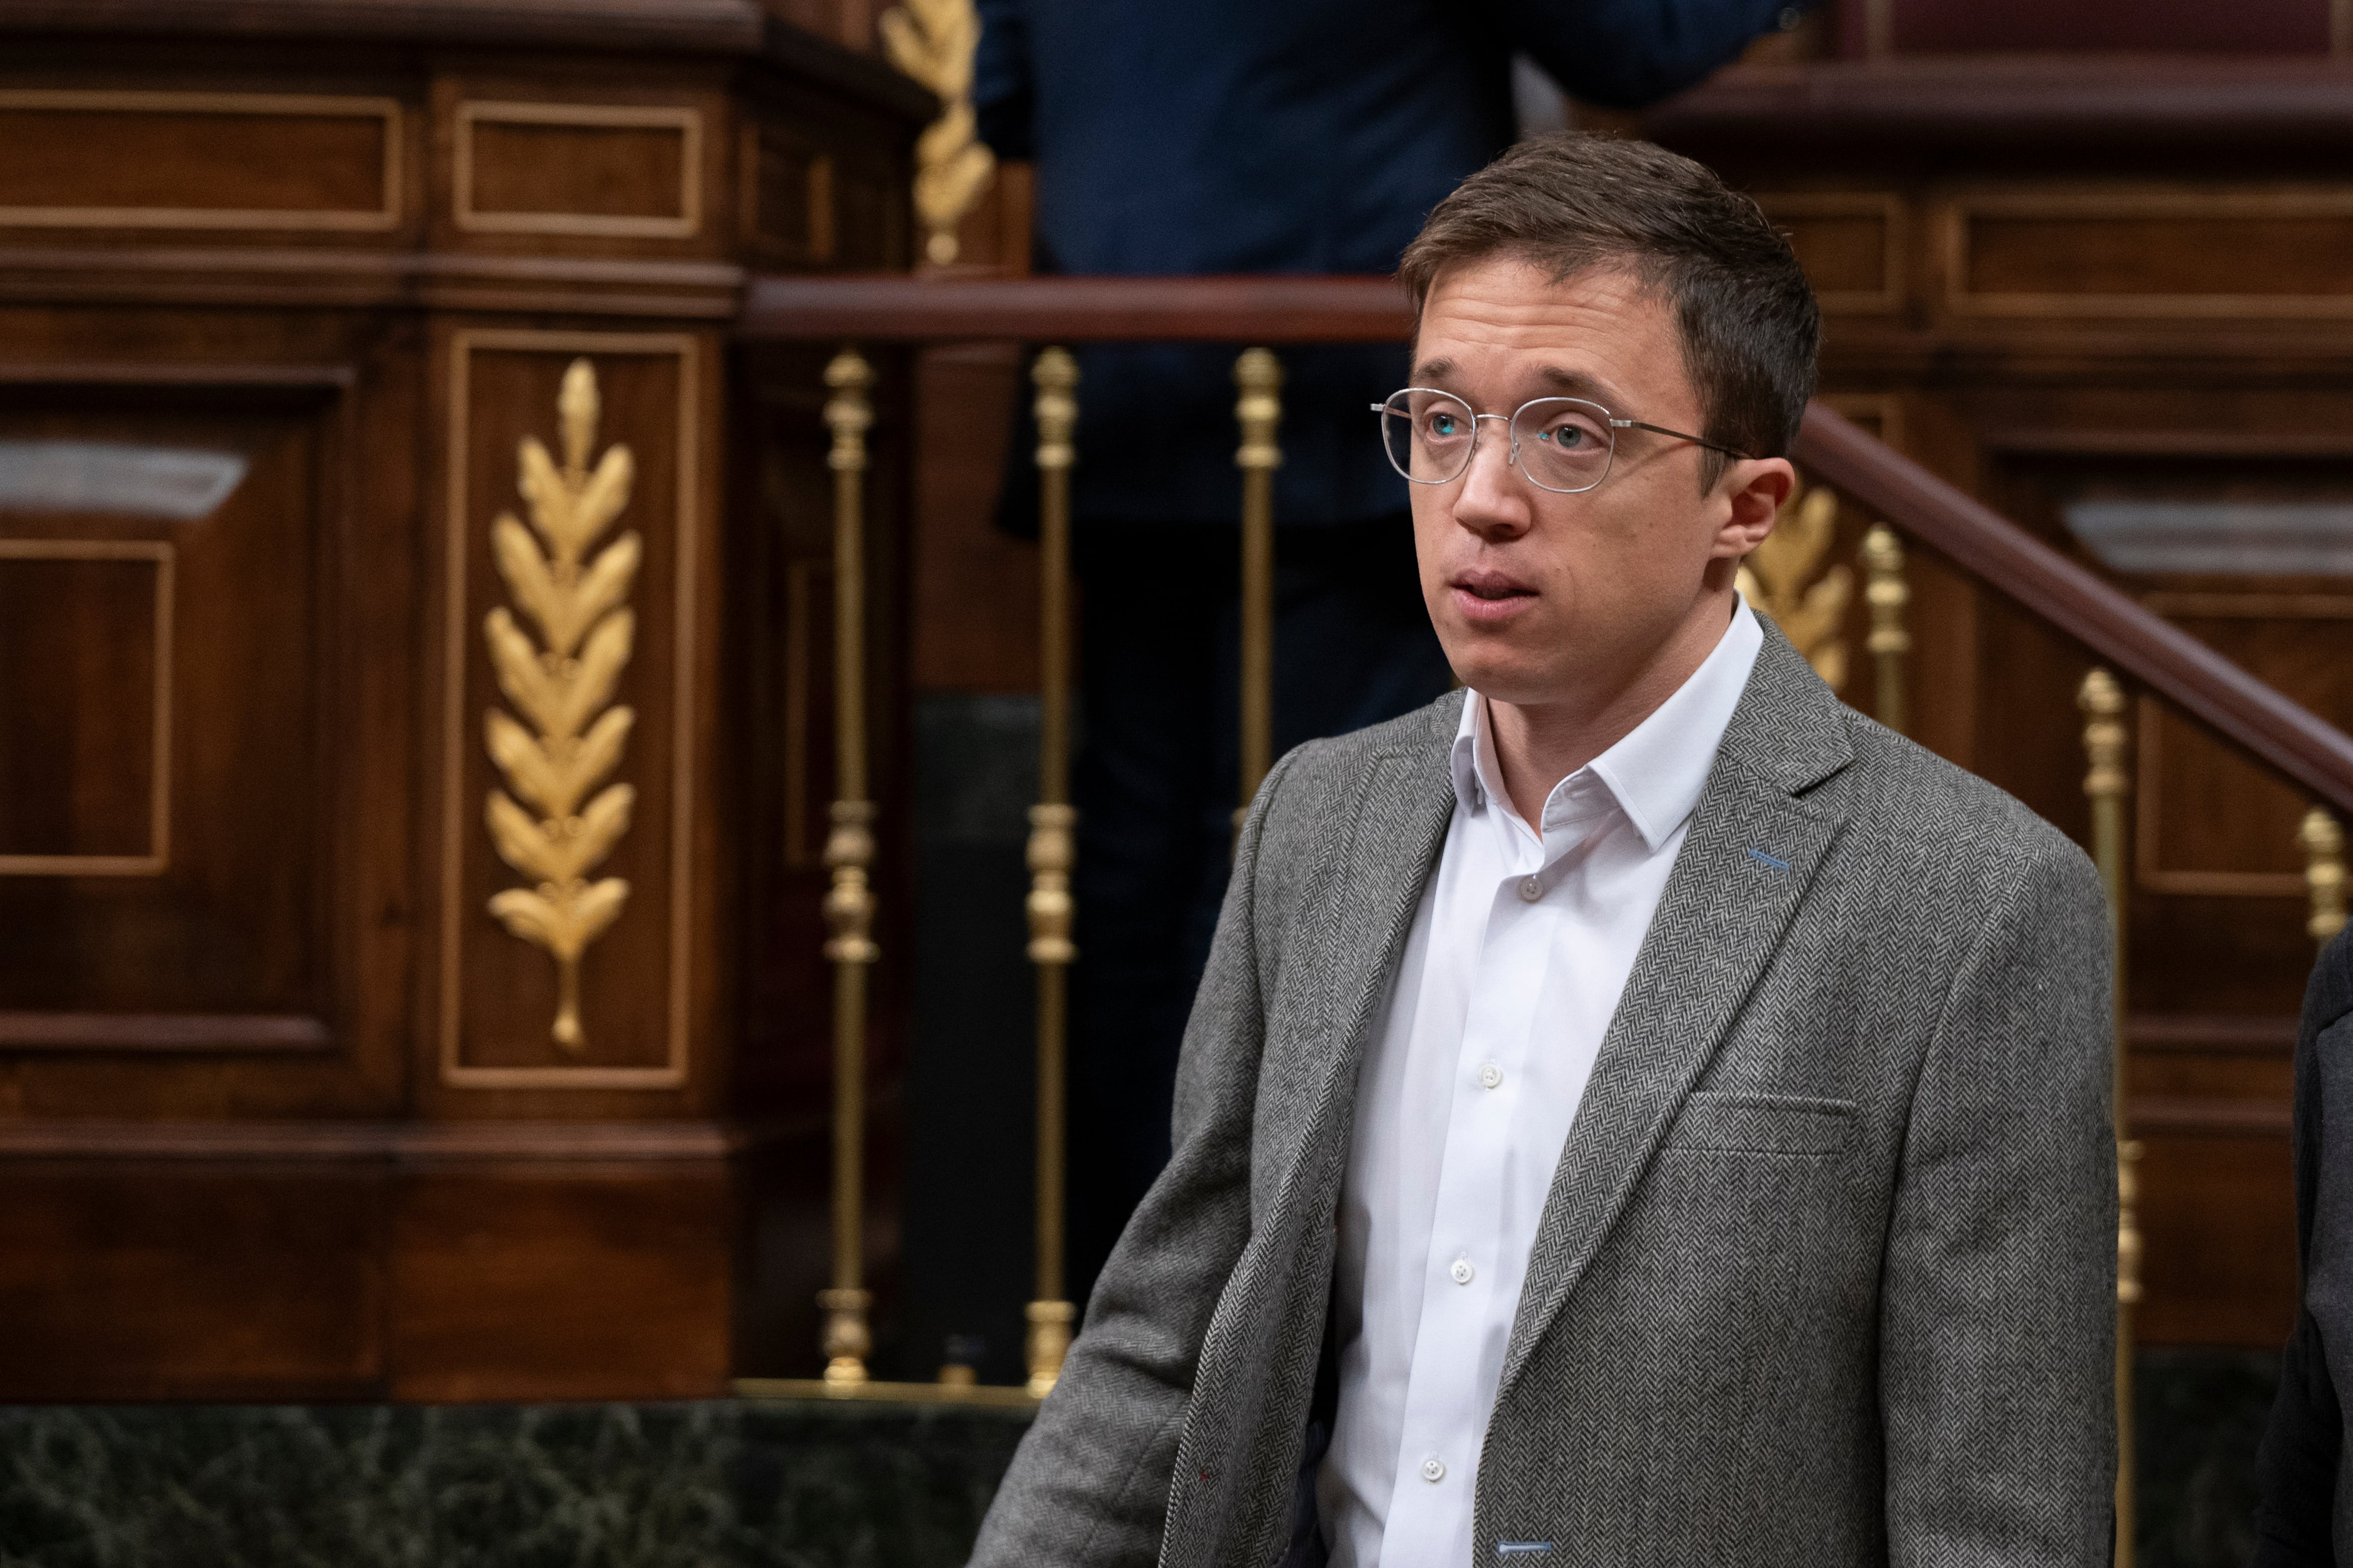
[[1738, 482, 1854, 690], [480, 358, 640, 1052], [881, 0, 996, 266]]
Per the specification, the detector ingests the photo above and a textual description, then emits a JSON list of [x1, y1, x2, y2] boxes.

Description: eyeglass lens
[[1378, 390, 1617, 495]]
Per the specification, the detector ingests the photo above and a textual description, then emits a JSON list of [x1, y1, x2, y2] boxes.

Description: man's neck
[[1486, 595, 1738, 829]]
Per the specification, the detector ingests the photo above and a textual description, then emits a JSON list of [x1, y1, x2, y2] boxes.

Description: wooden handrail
[[737, 273, 1413, 344], [735, 271, 2353, 816], [1799, 404, 2353, 816]]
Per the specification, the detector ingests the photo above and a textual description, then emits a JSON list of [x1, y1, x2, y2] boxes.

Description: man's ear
[[1710, 457, 1796, 559]]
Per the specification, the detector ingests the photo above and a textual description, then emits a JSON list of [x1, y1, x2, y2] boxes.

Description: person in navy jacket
[[972, 0, 1808, 1321]]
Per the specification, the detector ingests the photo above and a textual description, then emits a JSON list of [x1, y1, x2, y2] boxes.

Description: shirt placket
[[1375, 825, 1553, 1562]]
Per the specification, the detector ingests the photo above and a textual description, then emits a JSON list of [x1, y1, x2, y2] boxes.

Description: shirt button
[[1517, 875, 1542, 901], [1449, 1259, 1475, 1285], [1421, 1456, 1446, 1482], [1478, 1063, 1503, 1090]]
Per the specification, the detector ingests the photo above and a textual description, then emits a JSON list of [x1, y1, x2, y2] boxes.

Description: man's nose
[[1453, 424, 1530, 538]]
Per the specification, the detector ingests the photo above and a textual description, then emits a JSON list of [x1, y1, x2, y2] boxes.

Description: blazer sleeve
[[2254, 929, 2353, 1566], [1878, 836, 2118, 1565], [964, 744, 1305, 1568], [1495, 0, 1810, 111]]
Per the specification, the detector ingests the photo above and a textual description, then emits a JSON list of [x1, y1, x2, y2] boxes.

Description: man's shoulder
[[1822, 706, 2102, 908]]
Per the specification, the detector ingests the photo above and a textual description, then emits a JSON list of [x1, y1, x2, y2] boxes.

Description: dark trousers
[[1064, 511, 1452, 1315]]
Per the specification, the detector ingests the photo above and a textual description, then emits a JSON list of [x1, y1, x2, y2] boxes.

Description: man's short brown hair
[[1398, 134, 1820, 487]]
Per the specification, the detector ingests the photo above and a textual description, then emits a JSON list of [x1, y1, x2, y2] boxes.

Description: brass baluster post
[[1860, 523, 1910, 736], [2301, 808, 2346, 949], [1234, 349, 1283, 816], [1025, 348, 1081, 1398], [2078, 669, 2138, 1568], [819, 349, 879, 1387]]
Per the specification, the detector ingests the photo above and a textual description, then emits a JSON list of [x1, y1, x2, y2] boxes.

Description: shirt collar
[[1448, 595, 1766, 854]]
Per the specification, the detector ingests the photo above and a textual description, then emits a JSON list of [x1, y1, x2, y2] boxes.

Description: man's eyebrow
[[1534, 365, 1616, 402], [1407, 359, 1624, 406]]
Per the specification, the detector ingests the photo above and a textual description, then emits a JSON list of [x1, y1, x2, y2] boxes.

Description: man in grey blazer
[[970, 134, 2117, 1568]]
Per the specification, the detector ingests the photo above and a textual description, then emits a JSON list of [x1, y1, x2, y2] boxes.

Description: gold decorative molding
[[2302, 807, 2346, 947], [0, 91, 402, 232], [438, 330, 699, 1091], [0, 538, 174, 876], [1859, 523, 1909, 735], [880, 0, 996, 266], [1739, 483, 1852, 690], [453, 102, 702, 240], [480, 359, 640, 1053], [2076, 666, 2139, 1568], [819, 347, 879, 1387], [1234, 348, 1283, 811]]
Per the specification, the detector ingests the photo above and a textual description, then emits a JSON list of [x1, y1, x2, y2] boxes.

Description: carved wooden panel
[[0, 394, 337, 1047], [438, 330, 706, 1090], [1946, 188, 2353, 318], [1758, 192, 1904, 315], [455, 101, 702, 239], [0, 90, 402, 232], [0, 541, 171, 875]]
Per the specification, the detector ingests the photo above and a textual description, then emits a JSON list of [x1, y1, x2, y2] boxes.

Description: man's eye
[[1430, 414, 1459, 437], [1541, 425, 1585, 447]]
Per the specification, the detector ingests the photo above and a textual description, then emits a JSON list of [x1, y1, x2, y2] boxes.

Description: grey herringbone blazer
[[971, 616, 2117, 1568]]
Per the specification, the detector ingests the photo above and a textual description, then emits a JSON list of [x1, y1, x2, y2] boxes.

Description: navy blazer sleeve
[[2255, 928, 2353, 1566], [1498, 0, 1807, 111], [973, 0, 1035, 161]]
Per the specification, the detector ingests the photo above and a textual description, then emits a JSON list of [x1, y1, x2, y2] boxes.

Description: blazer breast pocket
[[1660, 1090, 1859, 1158]]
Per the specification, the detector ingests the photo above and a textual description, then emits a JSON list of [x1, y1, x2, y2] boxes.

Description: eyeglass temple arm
[[1613, 417, 1754, 461]]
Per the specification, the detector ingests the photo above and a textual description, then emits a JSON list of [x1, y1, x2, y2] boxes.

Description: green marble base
[[0, 1352, 2291, 1567], [0, 1398, 1031, 1568]]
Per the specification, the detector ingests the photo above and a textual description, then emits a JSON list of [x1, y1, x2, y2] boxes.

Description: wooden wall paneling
[[386, 1124, 734, 1401], [0, 1126, 392, 1401], [1941, 185, 2353, 321], [0, 89, 405, 234], [1758, 191, 1907, 317], [0, 345, 419, 1116], [427, 71, 733, 263]]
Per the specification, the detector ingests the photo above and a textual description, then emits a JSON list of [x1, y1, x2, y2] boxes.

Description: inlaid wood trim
[[0, 1013, 329, 1050], [452, 101, 703, 239], [0, 91, 402, 231], [0, 537, 173, 876], [439, 330, 700, 1089], [1756, 191, 1905, 316], [1942, 185, 2353, 319]]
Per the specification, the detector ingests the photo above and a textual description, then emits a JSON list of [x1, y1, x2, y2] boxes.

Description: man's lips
[[1447, 570, 1537, 622]]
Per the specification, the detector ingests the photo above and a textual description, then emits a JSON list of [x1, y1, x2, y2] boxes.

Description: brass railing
[[740, 279, 2353, 1535]]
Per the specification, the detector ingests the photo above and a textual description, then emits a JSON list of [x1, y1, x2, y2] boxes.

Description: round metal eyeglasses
[[1372, 388, 1753, 495]]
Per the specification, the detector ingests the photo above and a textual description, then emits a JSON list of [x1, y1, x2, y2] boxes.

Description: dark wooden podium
[[0, 1, 928, 1400]]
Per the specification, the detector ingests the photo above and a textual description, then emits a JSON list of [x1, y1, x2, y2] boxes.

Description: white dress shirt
[[1315, 601, 1764, 1568]]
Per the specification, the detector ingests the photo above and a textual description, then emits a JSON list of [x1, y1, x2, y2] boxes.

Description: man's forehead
[[1410, 256, 1681, 406]]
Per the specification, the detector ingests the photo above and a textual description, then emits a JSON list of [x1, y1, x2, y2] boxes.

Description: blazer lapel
[[1269, 696, 1462, 1207], [1496, 623, 1855, 1398]]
